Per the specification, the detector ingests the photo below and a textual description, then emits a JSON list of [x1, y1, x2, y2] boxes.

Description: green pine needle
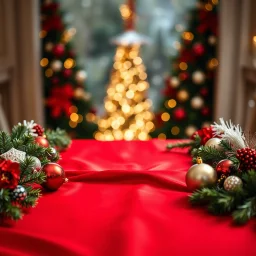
[[45, 128, 71, 151], [232, 197, 256, 225]]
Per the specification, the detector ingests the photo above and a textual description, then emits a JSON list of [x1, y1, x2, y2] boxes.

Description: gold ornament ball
[[177, 90, 189, 102], [224, 176, 243, 192], [170, 77, 180, 88], [186, 163, 217, 191], [205, 138, 222, 150], [185, 125, 197, 137], [51, 60, 62, 72], [75, 70, 87, 83], [45, 42, 54, 52], [191, 96, 204, 109], [192, 71, 205, 84]]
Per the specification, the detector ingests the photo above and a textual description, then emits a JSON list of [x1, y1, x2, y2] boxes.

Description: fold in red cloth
[[0, 140, 255, 256]]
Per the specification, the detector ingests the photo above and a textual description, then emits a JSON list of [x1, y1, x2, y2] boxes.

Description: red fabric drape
[[0, 140, 255, 256]]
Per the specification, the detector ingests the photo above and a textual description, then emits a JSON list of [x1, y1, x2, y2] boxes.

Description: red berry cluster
[[236, 148, 256, 171], [33, 124, 44, 137]]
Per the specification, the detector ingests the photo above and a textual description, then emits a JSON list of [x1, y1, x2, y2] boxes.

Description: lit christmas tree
[[40, 0, 97, 138], [95, 0, 154, 141], [153, 0, 218, 139]]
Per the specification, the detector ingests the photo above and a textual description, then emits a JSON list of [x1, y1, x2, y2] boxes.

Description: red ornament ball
[[179, 72, 189, 81], [52, 44, 65, 57], [216, 159, 233, 175], [173, 107, 186, 121], [34, 136, 49, 148], [201, 106, 210, 116], [193, 43, 205, 56], [51, 77, 60, 85], [41, 163, 66, 191], [200, 87, 208, 97], [63, 69, 72, 78], [33, 124, 44, 137]]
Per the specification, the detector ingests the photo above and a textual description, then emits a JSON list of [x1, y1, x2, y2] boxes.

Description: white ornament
[[192, 71, 205, 84], [18, 120, 38, 137], [170, 77, 180, 88], [30, 156, 41, 171], [51, 60, 62, 72], [191, 96, 204, 109], [75, 70, 87, 83], [0, 148, 26, 163]]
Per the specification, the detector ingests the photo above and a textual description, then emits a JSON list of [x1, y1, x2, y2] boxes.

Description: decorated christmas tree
[[95, 0, 154, 141], [40, 0, 97, 138], [153, 0, 218, 139]]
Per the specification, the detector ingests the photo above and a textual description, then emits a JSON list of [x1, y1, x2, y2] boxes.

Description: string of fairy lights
[[94, 2, 154, 141], [156, 0, 219, 139], [39, 9, 97, 132]]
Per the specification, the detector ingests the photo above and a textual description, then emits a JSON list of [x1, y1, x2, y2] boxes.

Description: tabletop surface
[[0, 140, 255, 256]]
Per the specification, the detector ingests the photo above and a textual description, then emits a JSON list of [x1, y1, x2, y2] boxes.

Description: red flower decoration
[[0, 159, 20, 189], [47, 84, 74, 118], [191, 127, 214, 145], [179, 48, 196, 63], [198, 10, 218, 35], [42, 16, 63, 32]]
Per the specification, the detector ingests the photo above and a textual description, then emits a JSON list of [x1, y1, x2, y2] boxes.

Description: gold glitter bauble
[[205, 138, 222, 150], [186, 163, 217, 191], [177, 90, 189, 102], [224, 176, 243, 192]]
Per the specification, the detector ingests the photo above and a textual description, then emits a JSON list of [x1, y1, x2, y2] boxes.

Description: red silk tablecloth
[[0, 140, 255, 256]]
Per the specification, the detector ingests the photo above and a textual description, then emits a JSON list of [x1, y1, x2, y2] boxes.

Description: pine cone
[[236, 148, 256, 171], [33, 124, 44, 137]]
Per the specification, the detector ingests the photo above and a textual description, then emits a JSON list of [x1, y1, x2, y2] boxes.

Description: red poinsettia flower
[[0, 159, 20, 189], [191, 126, 214, 145], [46, 84, 74, 118], [198, 10, 218, 35]]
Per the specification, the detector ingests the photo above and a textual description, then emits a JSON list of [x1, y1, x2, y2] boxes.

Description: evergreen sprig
[[0, 131, 13, 154], [45, 128, 71, 152], [166, 135, 201, 151], [0, 123, 61, 221], [232, 197, 256, 225], [189, 170, 256, 224], [192, 145, 226, 164]]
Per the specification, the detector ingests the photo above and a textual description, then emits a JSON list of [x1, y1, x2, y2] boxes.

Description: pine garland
[[0, 122, 61, 221], [168, 118, 256, 224]]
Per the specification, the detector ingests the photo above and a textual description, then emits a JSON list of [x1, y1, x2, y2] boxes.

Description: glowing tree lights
[[153, 0, 218, 139], [40, 0, 97, 138], [95, 0, 154, 141]]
